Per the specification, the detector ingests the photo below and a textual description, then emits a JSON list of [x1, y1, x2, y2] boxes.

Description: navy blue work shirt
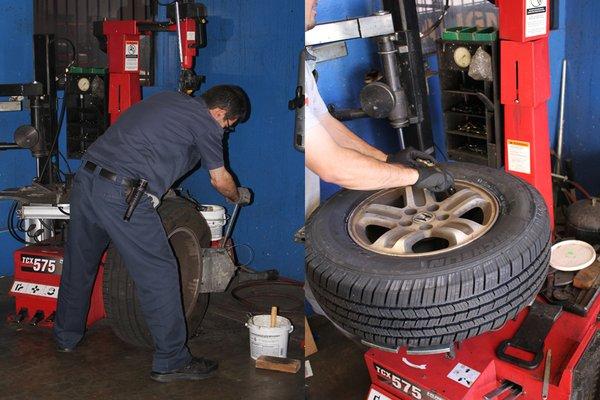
[[84, 91, 224, 196]]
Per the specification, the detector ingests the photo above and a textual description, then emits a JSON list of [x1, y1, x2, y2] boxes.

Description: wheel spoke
[[432, 226, 469, 245], [438, 188, 475, 211], [365, 204, 406, 219], [391, 230, 426, 253], [404, 186, 417, 207], [453, 217, 485, 234], [423, 189, 437, 206], [372, 226, 416, 248]]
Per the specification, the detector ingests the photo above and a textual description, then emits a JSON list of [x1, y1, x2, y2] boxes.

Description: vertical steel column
[[382, 0, 433, 152], [32, 34, 57, 185]]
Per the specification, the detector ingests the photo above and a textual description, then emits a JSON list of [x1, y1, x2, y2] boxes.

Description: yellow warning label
[[507, 139, 531, 174]]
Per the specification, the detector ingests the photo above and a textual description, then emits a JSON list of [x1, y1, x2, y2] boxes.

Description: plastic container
[[442, 27, 498, 42], [245, 314, 294, 360], [200, 205, 227, 241], [550, 240, 597, 272]]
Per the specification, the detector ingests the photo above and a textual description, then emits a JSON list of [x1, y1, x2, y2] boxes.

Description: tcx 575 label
[[374, 364, 446, 400], [20, 255, 62, 274]]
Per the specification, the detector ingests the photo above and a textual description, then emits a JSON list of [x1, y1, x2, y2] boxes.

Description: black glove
[[235, 187, 252, 205], [414, 167, 454, 192], [387, 147, 436, 168]]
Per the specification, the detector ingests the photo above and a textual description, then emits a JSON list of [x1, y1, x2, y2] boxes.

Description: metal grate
[[34, 0, 156, 75]]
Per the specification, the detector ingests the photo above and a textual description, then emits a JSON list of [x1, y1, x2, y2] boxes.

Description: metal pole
[[396, 128, 405, 150], [221, 203, 241, 248], [555, 59, 567, 175], [174, 1, 184, 65]]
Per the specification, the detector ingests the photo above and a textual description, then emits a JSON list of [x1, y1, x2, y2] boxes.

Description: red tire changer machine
[[305, 0, 598, 399], [365, 1, 599, 400], [7, 1, 208, 328]]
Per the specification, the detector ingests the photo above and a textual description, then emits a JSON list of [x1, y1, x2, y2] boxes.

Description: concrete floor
[[305, 315, 371, 400], [0, 276, 304, 400]]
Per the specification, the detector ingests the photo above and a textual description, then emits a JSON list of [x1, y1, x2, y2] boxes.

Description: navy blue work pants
[[53, 165, 191, 372]]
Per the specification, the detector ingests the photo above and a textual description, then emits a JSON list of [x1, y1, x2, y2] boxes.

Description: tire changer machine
[[303, 1, 600, 399], [1, 1, 237, 333]]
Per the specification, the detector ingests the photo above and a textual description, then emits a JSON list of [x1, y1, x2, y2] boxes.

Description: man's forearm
[[210, 168, 239, 202], [321, 114, 388, 162], [310, 147, 418, 190]]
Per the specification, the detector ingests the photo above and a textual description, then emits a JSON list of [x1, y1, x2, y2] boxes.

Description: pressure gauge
[[453, 47, 472, 69], [77, 77, 90, 92]]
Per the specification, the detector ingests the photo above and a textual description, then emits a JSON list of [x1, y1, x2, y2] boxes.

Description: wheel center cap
[[413, 211, 434, 224]]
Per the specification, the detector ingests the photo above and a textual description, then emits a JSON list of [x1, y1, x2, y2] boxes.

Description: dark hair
[[201, 85, 250, 122]]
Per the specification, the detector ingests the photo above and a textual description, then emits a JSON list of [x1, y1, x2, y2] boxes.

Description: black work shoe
[[150, 357, 218, 383], [56, 345, 76, 353]]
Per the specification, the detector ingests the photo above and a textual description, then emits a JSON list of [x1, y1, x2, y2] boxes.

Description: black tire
[[103, 197, 212, 348], [306, 162, 551, 349]]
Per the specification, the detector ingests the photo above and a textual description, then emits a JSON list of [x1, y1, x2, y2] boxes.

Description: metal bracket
[[305, 12, 395, 46], [407, 343, 455, 358], [310, 42, 348, 63], [200, 248, 236, 293], [483, 381, 523, 400]]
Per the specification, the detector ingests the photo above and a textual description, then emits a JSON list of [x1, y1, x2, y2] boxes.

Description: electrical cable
[[567, 180, 593, 200], [38, 91, 67, 183], [58, 206, 70, 216], [7, 202, 27, 244], [231, 279, 304, 314], [58, 150, 73, 174], [225, 243, 255, 267], [420, 0, 450, 39]]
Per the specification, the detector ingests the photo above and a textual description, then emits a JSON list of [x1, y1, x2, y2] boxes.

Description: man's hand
[[414, 167, 454, 192], [387, 147, 436, 168], [233, 187, 252, 205]]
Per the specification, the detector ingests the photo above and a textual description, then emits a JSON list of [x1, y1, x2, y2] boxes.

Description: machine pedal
[[44, 311, 55, 324], [15, 307, 28, 324], [29, 310, 44, 326]]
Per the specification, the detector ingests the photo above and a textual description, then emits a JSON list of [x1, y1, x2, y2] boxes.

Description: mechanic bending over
[[304, 0, 454, 192], [54, 85, 252, 382]]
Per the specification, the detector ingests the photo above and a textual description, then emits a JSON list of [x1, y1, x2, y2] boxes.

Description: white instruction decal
[[11, 280, 59, 299], [187, 31, 195, 41], [447, 363, 481, 388], [367, 388, 392, 400], [525, 0, 548, 38], [507, 139, 531, 174], [124, 41, 139, 71]]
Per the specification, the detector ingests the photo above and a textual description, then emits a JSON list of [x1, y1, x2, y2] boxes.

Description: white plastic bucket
[[200, 205, 227, 241], [245, 315, 294, 360]]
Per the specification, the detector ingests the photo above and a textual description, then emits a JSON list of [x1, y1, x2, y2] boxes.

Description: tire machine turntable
[[305, 1, 600, 399]]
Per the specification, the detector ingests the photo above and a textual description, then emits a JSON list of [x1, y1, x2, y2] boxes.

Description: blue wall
[[0, 1, 35, 275], [564, 0, 600, 195], [0, 1, 305, 281], [183, 0, 305, 280]]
